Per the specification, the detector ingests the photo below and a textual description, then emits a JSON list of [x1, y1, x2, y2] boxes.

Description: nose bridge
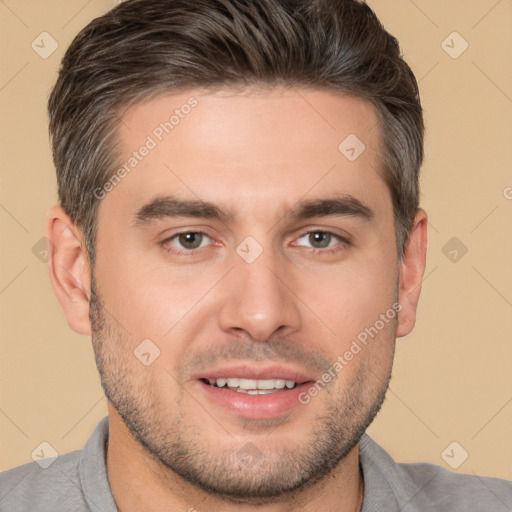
[[217, 235, 301, 341]]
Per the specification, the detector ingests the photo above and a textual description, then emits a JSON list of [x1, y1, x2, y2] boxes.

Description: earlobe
[[396, 208, 428, 338], [45, 205, 92, 335]]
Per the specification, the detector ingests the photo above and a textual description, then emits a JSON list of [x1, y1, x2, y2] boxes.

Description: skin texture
[[46, 87, 427, 512]]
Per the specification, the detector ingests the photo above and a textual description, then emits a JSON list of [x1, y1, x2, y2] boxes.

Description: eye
[[161, 229, 349, 257], [293, 230, 348, 255], [162, 231, 213, 254]]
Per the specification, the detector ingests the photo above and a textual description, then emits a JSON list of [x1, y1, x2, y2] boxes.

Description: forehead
[[102, 87, 388, 224]]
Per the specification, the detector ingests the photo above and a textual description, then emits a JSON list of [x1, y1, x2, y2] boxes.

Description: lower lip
[[195, 380, 313, 419]]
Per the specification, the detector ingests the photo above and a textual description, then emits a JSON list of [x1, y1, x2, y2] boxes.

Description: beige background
[[1, 0, 511, 481]]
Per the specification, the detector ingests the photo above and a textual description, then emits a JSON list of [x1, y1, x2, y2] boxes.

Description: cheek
[[302, 251, 398, 345], [95, 206, 398, 351], [94, 237, 221, 345]]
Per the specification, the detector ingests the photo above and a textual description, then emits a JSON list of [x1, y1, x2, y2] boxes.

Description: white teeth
[[242, 389, 279, 395], [209, 378, 298, 390], [274, 379, 286, 389], [256, 379, 276, 390], [239, 378, 258, 389]]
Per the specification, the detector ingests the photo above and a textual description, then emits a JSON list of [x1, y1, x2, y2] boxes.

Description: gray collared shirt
[[1, 416, 511, 511]]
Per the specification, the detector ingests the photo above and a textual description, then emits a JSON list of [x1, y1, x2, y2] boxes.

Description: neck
[[106, 408, 364, 512]]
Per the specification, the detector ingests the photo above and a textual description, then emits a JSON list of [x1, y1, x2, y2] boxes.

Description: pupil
[[177, 232, 330, 250]]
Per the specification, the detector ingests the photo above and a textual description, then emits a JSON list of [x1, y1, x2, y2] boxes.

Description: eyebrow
[[132, 193, 374, 227]]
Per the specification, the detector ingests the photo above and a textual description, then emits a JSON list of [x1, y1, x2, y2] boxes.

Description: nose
[[217, 242, 302, 343]]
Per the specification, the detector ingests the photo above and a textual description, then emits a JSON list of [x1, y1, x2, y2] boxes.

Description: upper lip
[[193, 363, 316, 384]]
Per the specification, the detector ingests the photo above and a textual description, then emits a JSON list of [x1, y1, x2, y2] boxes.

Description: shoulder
[[399, 460, 512, 511], [359, 434, 512, 512], [0, 416, 115, 512], [0, 451, 90, 512]]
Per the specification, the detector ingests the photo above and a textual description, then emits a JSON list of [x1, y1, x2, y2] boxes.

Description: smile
[[201, 377, 300, 394]]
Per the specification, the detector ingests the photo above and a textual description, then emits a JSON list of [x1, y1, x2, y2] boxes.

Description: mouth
[[194, 366, 315, 419], [200, 377, 302, 394]]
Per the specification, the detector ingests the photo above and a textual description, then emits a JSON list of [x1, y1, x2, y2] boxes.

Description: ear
[[396, 208, 428, 338], [45, 205, 92, 335]]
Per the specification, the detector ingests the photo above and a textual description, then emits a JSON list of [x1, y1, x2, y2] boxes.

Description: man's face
[[91, 87, 400, 499]]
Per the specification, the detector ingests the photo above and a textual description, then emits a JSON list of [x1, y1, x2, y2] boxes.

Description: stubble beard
[[89, 273, 395, 504]]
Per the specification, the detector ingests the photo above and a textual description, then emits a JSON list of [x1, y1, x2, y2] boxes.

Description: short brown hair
[[48, 0, 424, 266]]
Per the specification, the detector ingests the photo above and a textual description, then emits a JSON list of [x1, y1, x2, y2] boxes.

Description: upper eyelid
[[294, 230, 347, 244], [162, 229, 349, 248]]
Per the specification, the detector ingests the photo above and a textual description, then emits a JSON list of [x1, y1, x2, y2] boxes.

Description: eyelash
[[160, 230, 350, 257]]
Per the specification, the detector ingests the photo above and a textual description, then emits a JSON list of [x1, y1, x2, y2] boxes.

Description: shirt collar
[[78, 416, 435, 511], [78, 416, 118, 512], [358, 432, 439, 511]]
